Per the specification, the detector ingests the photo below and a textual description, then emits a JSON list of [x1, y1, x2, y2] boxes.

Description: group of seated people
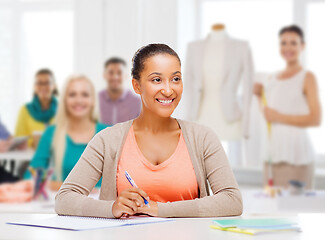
[[0, 44, 243, 218], [0, 57, 141, 194]]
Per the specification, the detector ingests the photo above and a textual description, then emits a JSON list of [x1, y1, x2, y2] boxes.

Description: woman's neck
[[285, 60, 302, 72], [68, 116, 94, 132], [39, 98, 51, 110], [134, 107, 178, 133]]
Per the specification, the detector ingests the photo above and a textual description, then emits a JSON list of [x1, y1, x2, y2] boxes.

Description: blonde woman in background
[[254, 25, 321, 189], [24, 74, 108, 190], [15, 69, 58, 149]]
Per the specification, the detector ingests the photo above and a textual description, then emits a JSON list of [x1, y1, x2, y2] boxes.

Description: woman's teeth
[[157, 99, 172, 104]]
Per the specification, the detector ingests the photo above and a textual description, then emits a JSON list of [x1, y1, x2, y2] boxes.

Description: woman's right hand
[[253, 83, 263, 98], [112, 188, 149, 218]]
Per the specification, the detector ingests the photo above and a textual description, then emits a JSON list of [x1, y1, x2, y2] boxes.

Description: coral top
[[116, 125, 198, 203]]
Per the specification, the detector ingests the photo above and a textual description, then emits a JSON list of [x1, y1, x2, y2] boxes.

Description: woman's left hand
[[136, 200, 158, 217], [264, 107, 281, 123]]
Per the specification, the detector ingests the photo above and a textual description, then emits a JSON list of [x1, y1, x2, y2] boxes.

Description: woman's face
[[132, 54, 183, 118], [65, 79, 94, 119], [280, 31, 304, 64], [34, 74, 55, 100]]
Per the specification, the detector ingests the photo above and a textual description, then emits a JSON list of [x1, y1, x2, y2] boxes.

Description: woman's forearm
[[278, 112, 321, 127], [157, 187, 242, 218]]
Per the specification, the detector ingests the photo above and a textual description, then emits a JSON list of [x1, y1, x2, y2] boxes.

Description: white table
[[0, 213, 324, 240], [1, 189, 325, 239]]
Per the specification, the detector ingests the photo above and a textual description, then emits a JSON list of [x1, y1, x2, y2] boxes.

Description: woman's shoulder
[[18, 104, 29, 116], [178, 119, 219, 139], [178, 119, 222, 153], [94, 120, 133, 141], [304, 70, 316, 81], [303, 70, 318, 89]]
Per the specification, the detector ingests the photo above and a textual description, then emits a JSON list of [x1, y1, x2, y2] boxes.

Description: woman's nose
[[161, 82, 173, 96]]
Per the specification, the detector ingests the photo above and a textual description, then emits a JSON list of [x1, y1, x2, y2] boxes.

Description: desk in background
[[0, 149, 34, 179]]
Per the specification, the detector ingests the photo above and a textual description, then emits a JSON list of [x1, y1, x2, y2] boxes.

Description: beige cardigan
[[55, 119, 243, 218]]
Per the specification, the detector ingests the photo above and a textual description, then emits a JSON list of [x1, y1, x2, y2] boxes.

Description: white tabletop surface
[[1, 189, 325, 239], [1, 213, 325, 240]]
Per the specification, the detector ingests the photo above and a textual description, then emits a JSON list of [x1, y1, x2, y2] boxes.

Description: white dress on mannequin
[[197, 31, 242, 140]]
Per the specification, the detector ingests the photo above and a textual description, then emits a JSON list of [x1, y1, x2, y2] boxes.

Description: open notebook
[[7, 215, 173, 231]]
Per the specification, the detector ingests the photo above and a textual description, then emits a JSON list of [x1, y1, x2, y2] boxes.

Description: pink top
[[116, 126, 198, 203]]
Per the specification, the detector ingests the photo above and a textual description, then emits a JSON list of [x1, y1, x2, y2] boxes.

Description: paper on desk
[[7, 215, 173, 231]]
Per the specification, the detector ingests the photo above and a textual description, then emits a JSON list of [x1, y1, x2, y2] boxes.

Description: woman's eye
[[152, 78, 161, 83], [172, 77, 181, 82]]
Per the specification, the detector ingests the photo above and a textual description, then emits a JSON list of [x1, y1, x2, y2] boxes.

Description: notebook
[[213, 218, 298, 229], [7, 215, 173, 231], [210, 218, 300, 235], [210, 225, 300, 235]]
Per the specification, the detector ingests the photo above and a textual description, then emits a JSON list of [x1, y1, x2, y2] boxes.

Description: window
[[0, 0, 74, 132], [21, 10, 74, 99]]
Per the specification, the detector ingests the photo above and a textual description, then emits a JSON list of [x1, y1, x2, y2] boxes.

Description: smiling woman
[[55, 44, 243, 219], [253, 25, 321, 189], [14, 69, 58, 149], [23, 75, 108, 191]]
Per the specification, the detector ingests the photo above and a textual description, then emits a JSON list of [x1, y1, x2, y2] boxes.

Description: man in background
[[98, 57, 141, 125]]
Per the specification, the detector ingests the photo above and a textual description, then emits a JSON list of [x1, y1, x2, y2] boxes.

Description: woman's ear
[[301, 42, 306, 51], [132, 78, 141, 95]]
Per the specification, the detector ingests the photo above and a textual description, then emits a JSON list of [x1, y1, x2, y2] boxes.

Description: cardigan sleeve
[[55, 132, 115, 218], [157, 127, 243, 217]]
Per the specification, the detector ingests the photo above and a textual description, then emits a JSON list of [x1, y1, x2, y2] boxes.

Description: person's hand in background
[[253, 83, 263, 99], [0, 180, 33, 203], [16, 140, 28, 151], [49, 180, 63, 191], [264, 106, 281, 123], [0, 138, 13, 153]]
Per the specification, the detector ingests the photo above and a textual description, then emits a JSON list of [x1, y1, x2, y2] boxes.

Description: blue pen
[[125, 171, 150, 208]]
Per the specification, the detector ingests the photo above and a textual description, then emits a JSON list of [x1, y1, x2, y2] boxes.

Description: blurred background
[[0, 0, 324, 195]]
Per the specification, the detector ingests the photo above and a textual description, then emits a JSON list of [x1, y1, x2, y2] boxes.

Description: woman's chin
[[155, 109, 176, 118]]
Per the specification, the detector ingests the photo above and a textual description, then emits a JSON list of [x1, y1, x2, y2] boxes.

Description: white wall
[[73, 0, 195, 92], [103, 0, 179, 89], [74, 0, 105, 91]]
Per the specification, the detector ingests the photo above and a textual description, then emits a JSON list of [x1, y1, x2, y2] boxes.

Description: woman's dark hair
[[131, 43, 181, 80], [35, 68, 58, 96], [279, 25, 305, 43]]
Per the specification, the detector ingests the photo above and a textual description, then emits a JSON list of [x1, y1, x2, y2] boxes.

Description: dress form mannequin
[[197, 27, 242, 140], [184, 23, 254, 167]]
